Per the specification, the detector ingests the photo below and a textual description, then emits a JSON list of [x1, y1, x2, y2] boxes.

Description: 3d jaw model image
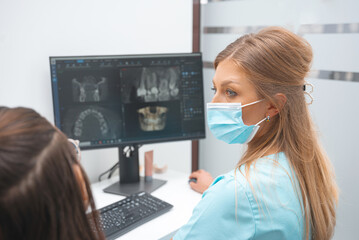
[[137, 106, 168, 131], [137, 67, 179, 102], [72, 75, 107, 102]]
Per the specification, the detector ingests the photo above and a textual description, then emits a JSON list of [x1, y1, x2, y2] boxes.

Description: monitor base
[[103, 177, 167, 196]]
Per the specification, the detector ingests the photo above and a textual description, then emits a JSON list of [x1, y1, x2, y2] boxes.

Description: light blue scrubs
[[173, 152, 307, 240]]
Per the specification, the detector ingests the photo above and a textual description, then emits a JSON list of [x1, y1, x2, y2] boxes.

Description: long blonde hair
[[214, 27, 338, 240]]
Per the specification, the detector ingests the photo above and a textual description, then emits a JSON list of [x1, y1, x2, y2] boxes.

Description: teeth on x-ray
[[74, 108, 109, 137], [137, 67, 179, 102], [159, 77, 170, 101], [72, 76, 107, 102], [137, 106, 168, 131]]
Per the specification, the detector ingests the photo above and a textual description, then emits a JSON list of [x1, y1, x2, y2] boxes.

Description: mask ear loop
[[241, 99, 264, 108], [304, 82, 314, 105], [255, 116, 270, 126]]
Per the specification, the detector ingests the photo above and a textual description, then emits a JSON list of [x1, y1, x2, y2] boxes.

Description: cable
[[98, 162, 119, 182], [108, 163, 118, 179], [97, 144, 143, 181]]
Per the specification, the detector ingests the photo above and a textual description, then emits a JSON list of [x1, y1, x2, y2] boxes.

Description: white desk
[[91, 169, 202, 240]]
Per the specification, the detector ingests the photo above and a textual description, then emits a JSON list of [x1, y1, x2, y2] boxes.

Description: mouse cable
[[98, 162, 119, 182]]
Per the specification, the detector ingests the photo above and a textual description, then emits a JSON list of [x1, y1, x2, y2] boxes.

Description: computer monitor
[[50, 53, 205, 196]]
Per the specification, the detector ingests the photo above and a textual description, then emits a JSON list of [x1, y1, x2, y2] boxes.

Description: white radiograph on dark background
[[63, 106, 121, 141], [72, 75, 108, 102], [121, 66, 180, 103], [137, 67, 180, 102]]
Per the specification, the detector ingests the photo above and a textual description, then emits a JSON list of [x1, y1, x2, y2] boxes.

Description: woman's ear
[[266, 93, 287, 118], [274, 93, 287, 111], [72, 164, 89, 209]]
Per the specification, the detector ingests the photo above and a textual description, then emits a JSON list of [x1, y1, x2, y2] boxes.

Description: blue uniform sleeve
[[173, 174, 256, 240]]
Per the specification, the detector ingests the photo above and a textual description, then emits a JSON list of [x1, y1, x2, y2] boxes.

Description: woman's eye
[[211, 87, 217, 93], [225, 89, 237, 97]]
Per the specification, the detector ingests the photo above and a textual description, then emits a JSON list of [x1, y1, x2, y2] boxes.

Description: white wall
[[199, 0, 359, 239], [0, 0, 193, 182]]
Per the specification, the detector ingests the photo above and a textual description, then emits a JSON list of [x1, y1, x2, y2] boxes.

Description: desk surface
[[91, 170, 202, 240]]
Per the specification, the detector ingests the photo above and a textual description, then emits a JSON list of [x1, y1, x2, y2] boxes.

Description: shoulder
[[235, 152, 302, 211], [199, 171, 254, 221], [202, 171, 237, 199], [174, 153, 304, 240], [235, 152, 296, 190], [202, 169, 255, 216], [235, 152, 304, 240], [173, 171, 256, 240]]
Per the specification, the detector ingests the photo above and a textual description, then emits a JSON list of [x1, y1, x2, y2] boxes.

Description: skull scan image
[[72, 75, 108, 102], [137, 67, 179, 102], [137, 106, 168, 131]]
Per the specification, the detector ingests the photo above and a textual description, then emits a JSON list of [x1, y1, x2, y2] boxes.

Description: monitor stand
[[103, 145, 166, 196]]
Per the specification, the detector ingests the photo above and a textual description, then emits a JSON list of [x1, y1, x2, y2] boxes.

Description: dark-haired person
[[173, 27, 338, 240], [0, 107, 105, 240]]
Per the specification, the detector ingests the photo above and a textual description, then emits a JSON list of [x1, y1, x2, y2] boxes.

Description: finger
[[189, 171, 200, 179], [190, 169, 206, 176]]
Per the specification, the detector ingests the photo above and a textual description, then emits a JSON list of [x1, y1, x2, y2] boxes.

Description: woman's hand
[[189, 169, 214, 194]]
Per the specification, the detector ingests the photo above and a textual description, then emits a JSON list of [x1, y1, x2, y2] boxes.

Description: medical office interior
[[0, 0, 358, 239]]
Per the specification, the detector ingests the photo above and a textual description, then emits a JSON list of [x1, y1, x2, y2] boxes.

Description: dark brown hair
[[0, 107, 105, 240], [215, 27, 338, 240]]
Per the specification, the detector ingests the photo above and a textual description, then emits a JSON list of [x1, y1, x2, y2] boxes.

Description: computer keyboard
[[98, 192, 173, 240]]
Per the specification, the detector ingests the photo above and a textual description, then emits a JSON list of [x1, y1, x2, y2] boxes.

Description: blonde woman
[[173, 27, 338, 240]]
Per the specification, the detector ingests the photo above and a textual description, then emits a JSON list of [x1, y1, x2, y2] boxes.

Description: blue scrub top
[[173, 152, 307, 240]]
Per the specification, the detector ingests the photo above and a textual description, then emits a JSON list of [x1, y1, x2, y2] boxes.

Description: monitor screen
[[50, 53, 205, 149]]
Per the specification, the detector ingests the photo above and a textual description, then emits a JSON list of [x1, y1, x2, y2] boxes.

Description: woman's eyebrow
[[212, 79, 241, 86], [220, 79, 241, 86]]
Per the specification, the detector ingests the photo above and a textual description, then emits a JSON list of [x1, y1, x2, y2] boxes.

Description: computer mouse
[[188, 178, 197, 184]]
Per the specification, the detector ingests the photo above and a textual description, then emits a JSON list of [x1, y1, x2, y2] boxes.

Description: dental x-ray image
[[137, 106, 168, 131], [72, 75, 108, 103], [62, 106, 121, 141], [120, 66, 181, 103]]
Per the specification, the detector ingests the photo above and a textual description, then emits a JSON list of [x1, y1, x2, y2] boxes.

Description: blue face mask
[[207, 100, 267, 144]]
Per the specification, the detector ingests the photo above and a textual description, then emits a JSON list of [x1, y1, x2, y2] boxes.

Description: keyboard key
[[98, 192, 173, 240]]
